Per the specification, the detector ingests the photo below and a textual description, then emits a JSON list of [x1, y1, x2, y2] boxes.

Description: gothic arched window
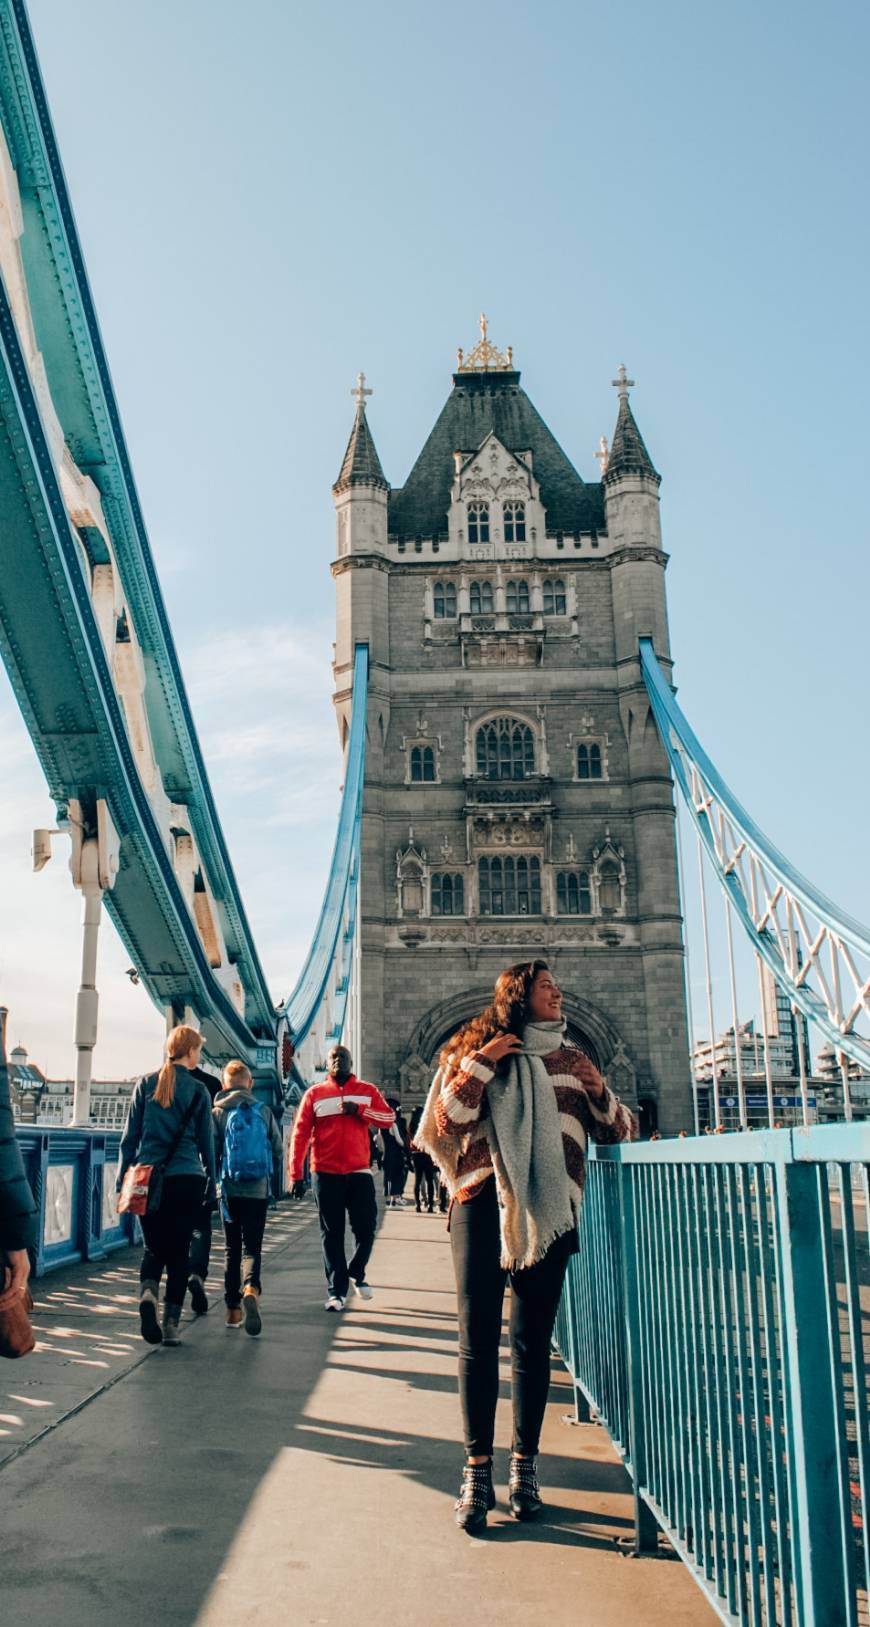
[[467, 501, 490, 544], [503, 501, 526, 544], [506, 578, 530, 614], [557, 870, 592, 915], [410, 745, 435, 783], [543, 577, 567, 615], [577, 742, 603, 780], [431, 872, 464, 917], [469, 579, 494, 615], [433, 581, 457, 619], [475, 717, 536, 780], [478, 855, 541, 916]]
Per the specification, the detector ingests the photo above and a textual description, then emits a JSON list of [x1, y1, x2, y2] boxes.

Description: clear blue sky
[[2, 0, 868, 1075]]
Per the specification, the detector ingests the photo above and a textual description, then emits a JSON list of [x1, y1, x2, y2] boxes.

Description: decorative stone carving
[[605, 1040, 637, 1104], [399, 1053, 433, 1101]]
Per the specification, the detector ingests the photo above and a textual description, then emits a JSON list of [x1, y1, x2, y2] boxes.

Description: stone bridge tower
[[332, 328, 691, 1134]]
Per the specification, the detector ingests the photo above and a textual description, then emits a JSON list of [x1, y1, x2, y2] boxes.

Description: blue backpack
[[222, 1098, 271, 1182]]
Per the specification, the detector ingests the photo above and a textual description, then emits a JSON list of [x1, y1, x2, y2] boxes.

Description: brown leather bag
[[0, 1254, 36, 1359]]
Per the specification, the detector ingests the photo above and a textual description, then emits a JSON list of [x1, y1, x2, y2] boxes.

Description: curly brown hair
[[439, 960, 550, 1071]]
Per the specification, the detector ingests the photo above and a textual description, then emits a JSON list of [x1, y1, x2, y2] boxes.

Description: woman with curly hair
[[416, 960, 637, 1533]]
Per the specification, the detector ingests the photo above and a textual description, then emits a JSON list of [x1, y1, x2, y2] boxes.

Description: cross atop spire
[[351, 371, 372, 410], [334, 373, 388, 493], [611, 363, 635, 402]]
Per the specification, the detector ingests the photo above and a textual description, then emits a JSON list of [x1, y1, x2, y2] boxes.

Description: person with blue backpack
[[213, 1060, 283, 1335]]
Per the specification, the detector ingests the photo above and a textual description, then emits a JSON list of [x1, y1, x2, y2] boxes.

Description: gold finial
[[456, 314, 514, 374], [351, 371, 373, 409]]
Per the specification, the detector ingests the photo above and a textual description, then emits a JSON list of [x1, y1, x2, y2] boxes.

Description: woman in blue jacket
[[118, 1025, 216, 1347]]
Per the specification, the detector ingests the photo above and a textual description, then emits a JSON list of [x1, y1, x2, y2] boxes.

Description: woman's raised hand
[[478, 1032, 524, 1063]]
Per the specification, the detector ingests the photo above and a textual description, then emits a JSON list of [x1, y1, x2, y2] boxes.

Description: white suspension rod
[[696, 831, 720, 1129], [676, 800, 700, 1135], [723, 890, 747, 1128], [756, 952, 776, 1128], [793, 1000, 810, 1127]]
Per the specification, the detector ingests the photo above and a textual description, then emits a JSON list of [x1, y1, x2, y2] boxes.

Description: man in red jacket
[[289, 1043, 395, 1312]]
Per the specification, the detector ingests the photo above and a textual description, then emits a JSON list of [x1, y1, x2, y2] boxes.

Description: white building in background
[[8, 1042, 135, 1128]]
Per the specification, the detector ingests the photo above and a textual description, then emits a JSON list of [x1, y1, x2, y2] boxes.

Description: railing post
[[618, 1161, 659, 1554], [774, 1156, 847, 1626]]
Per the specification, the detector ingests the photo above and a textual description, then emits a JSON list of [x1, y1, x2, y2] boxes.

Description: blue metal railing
[[283, 644, 368, 1047], [640, 638, 870, 1078], [15, 1126, 135, 1276], [554, 1125, 870, 1627]]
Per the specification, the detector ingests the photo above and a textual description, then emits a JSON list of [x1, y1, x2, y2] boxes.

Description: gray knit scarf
[[417, 1019, 575, 1272], [487, 1020, 575, 1271]]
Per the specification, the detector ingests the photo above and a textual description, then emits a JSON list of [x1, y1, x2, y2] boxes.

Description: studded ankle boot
[[508, 1455, 543, 1521], [162, 1303, 183, 1346], [454, 1460, 496, 1533]]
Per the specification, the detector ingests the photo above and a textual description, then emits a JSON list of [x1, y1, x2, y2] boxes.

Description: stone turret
[[605, 366, 669, 664], [332, 373, 391, 777]]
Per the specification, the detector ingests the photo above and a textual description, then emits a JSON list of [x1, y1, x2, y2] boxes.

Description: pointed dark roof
[[388, 371, 604, 541], [334, 405, 389, 493], [605, 396, 660, 484]]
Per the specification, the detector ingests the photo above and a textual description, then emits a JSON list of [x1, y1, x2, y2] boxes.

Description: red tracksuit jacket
[[288, 1073, 395, 1181]]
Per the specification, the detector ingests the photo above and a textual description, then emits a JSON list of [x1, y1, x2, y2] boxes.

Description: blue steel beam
[[0, 270, 265, 1064], [640, 637, 870, 1073], [283, 644, 367, 1048], [0, 0, 275, 1037]]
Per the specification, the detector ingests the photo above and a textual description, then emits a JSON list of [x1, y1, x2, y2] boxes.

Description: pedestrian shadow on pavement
[[292, 1412, 634, 1550]]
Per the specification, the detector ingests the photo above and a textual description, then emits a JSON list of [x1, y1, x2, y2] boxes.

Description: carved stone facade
[[332, 337, 692, 1133]]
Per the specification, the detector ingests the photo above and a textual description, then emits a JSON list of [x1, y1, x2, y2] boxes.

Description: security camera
[[32, 830, 54, 872], [125, 967, 140, 986]]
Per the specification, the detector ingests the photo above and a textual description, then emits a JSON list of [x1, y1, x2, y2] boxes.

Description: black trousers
[[140, 1175, 206, 1308], [450, 1177, 575, 1459], [222, 1195, 268, 1306], [412, 1153, 435, 1210], [313, 1172, 377, 1299], [188, 1203, 212, 1281]]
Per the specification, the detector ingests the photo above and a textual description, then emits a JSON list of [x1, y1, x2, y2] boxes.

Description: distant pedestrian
[[289, 1044, 394, 1311], [213, 1060, 283, 1335], [382, 1101, 407, 1207], [416, 960, 637, 1533], [186, 1063, 222, 1316], [117, 1025, 216, 1347], [409, 1105, 436, 1212]]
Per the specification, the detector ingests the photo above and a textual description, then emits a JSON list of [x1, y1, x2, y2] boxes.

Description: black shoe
[[139, 1290, 163, 1346], [454, 1462, 495, 1533], [243, 1291, 262, 1337], [508, 1455, 543, 1521], [188, 1276, 208, 1316]]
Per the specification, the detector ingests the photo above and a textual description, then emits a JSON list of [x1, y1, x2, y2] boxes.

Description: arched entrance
[[397, 987, 636, 1106]]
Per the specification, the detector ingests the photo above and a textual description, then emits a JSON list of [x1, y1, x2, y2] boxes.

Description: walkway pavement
[[2, 1197, 716, 1626]]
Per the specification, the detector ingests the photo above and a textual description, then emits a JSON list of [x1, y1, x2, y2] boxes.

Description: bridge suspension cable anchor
[[33, 798, 121, 1126]]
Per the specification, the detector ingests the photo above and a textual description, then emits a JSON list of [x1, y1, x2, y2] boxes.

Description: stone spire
[[333, 373, 389, 493], [604, 365, 660, 485]]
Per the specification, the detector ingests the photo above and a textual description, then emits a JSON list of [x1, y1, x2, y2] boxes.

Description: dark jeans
[[313, 1171, 377, 1299], [140, 1174, 206, 1308], [412, 1153, 435, 1210], [188, 1203, 213, 1281], [450, 1176, 575, 1459], [383, 1153, 406, 1199], [222, 1195, 268, 1307]]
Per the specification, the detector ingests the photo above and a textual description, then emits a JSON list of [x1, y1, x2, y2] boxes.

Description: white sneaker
[[324, 1294, 346, 1312], [351, 1280, 374, 1301]]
